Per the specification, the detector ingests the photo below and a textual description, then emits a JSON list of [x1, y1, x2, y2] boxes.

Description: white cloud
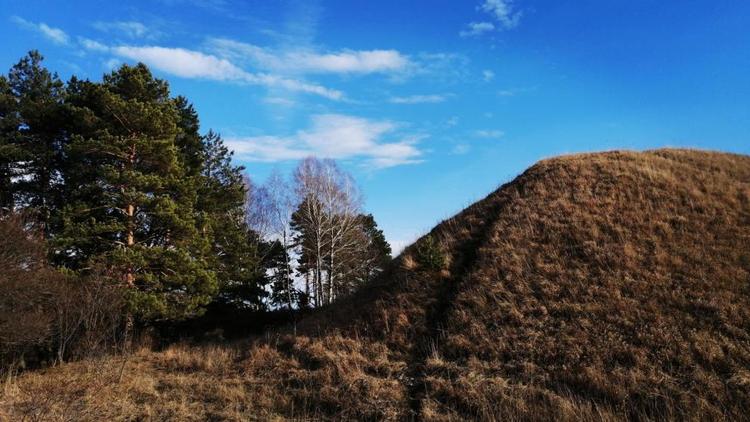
[[110, 45, 343, 100], [93, 21, 157, 39], [475, 129, 505, 139], [483, 70, 495, 82], [225, 114, 424, 168], [158, 0, 228, 12], [78, 37, 109, 52], [104, 58, 121, 69], [298, 50, 409, 74], [389, 94, 448, 104], [263, 97, 296, 107], [459, 22, 495, 37], [208, 38, 410, 75], [480, 0, 522, 29], [498, 86, 536, 97], [452, 143, 470, 154], [461, 1, 522, 38], [408, 52, 470, 82], [11, 16, 69, 45], [112, 45, 247, 79]]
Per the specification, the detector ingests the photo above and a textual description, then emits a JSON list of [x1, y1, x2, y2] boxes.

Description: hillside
[[3, 149, 750, 420]]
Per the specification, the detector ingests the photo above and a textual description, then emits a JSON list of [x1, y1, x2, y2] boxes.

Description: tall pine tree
[[58, 64, 216, 320], [4, 51, 67, 233], [0, 74, 20, 210], [200, 131, 268, 311]]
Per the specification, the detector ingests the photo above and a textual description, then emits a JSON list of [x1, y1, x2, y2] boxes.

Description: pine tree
[[173, 96, 204, 177], [58, 63, 216, 320], [5, 51, 67, 233], [266, 240, 296, 310], [357, 213, 392, 284], [199, 131, 268, 311], [0, 75, 20, 210]]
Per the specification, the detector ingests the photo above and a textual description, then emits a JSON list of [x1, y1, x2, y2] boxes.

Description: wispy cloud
[[92, 45, 343, 100], [210, 38, 464, 85], [399, 52, 471, 83], [459, 22, 495, 37], [112, 46, 248, 79], [293, 50, 409, 74], [225, 114, 424, 168], [78, 37, 109, 52], [11, 16, 69, 45], [104, 58, 121, 70], [389, 94, 448, 104], [480, 0, 522, 29], [452, 143, 471, 154], [498, 86, 537, 97], [77, 38, 342, 99], [482, 70, 495, 82], [474, 129, 505, 139], [207, 38, 410, 75], [158, 0, 229, 13], [93, 21, 159, 39], [263, 97, 296, 107], [461, 0, 522, 38]]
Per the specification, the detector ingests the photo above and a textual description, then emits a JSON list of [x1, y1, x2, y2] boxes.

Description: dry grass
[[2, 149, 749, 420]]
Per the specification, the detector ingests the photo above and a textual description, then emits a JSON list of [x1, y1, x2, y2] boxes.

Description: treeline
[[248, 159, 391, 310], [0, 51, 390, 365]]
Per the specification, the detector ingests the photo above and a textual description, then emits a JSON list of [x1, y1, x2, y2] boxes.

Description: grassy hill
[[3, 149, 749, 420]]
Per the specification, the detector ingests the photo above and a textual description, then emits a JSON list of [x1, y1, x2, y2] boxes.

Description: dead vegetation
[[2, 149, 749, 420], [0, 213, 124, 373]]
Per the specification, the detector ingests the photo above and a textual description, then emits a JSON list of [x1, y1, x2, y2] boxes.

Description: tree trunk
[[304, 272, 310, 305], [329, 229, 335, 305], [283, 229, 294, 311], [124, 142, 136, 287], [125, 203, 135, 286], [315, 234, 323, 307]]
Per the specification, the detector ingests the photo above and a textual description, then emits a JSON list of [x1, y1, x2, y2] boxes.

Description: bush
[[0, 213, 125, 372], [415, 235, 445, 271]]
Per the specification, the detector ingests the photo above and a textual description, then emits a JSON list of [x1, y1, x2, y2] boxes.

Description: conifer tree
[[0, 75, 19, 210], [4, 51, 67, 233], [199, 131, 268, 310], [266, 240, 296, 310], [356, 213, 392, 284], [0, 53, 272, 319], [58, 63, 216, 320]]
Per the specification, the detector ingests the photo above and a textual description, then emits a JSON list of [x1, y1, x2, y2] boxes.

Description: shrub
[[0, 213, 125, 372], [415, 235, 445, 271]]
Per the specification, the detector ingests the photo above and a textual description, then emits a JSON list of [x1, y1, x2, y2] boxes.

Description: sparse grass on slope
[[2, 149, 749, 421]]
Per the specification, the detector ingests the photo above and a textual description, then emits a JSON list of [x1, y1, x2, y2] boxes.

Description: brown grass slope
[[417, 149, 750, 420], [2, 149, 749, 421]]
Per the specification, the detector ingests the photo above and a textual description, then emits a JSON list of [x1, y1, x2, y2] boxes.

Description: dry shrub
[[401, 254, 417, 270], [154, 342, 239, 374], [240, 334, 408, 420], [0, 213, 125, 372]]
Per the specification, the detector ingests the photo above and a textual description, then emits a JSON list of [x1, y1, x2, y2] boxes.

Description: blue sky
[[2, 0, 749, 252]]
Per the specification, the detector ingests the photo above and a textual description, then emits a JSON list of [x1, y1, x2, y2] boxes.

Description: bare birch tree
[[293, 158, 330, 307], [292, 157, 362, 306], [320, 164, 362, 304], [264, 170, 296, 310]]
